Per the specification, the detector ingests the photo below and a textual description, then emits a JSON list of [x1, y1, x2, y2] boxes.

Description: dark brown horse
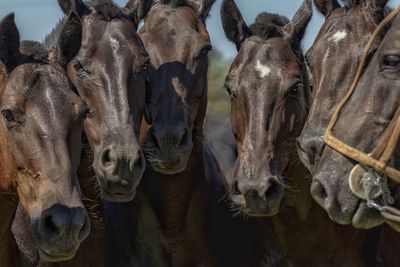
[[220, 0, 379, 266], [58, 0, 148, 203], [308, 9, 400, 264], [222, 0, 312, 216], [0, 13, 90, 264], [102, 0, 242, 266], [297, 0, 389, 228]]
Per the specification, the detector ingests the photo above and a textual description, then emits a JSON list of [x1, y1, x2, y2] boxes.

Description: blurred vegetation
[[206, 50, 233, 122]]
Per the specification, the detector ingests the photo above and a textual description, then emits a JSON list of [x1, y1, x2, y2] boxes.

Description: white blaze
[[329, 30, 347, 43], [255, 60, 271, 79], [110, 37, 120, 51]]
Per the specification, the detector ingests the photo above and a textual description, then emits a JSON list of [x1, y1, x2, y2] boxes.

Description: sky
[[1, 0, 399, 58]]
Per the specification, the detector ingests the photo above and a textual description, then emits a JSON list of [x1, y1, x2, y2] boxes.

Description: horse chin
[[245, 208, 279, 217], [38, 247, 77, 263], [101, 189, 136, 203], [231, 196, 280, 217], [151, 164, 187, 175], [351, 201, 384, 229], [150, 155, 190, 175]]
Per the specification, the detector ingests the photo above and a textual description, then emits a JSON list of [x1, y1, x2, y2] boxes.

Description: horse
[[296, 0, 389, 228], [100, 0, 246, 266], [0, 13, 90, 264], [10, 0, 150, 265], [220, 0, 380, 265], [306, 7, 400, 265], [57, 0, 149, 203]]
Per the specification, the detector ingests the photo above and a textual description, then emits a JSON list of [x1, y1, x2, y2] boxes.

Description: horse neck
[[141, 143, 208, 237]]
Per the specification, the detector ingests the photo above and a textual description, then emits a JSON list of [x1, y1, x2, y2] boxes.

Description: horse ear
[[220, 0, 251, 51], [186, 0, 216, 22], [314, 0, 340, 17], [0, 13, 21, 73], [58, 0, 90, 18], [124, 0, 153, 24], [366, 0, 389, 17], [57, 12, 82, 66], [282, 0, 313, 50]]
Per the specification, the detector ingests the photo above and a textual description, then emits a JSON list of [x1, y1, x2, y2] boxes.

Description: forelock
[[249, 12, 289, 39], [88, 0, 127, 20], [159, 0, 187, 8]]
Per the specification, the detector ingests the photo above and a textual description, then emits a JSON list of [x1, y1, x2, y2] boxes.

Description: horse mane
[[19, 40, 48, 63], [43, 16, 68, 56], [88, 0, 127, 20], [249, 12, 289, 39]]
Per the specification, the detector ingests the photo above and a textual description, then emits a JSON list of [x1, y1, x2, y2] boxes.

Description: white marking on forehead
[[329, 30, 347, 43], [255, 60, 271, 79], [110, 37, 120, 51]]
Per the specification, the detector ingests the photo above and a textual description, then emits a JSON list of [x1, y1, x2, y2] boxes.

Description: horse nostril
[[39, 206, 68, 241], [101, 149, 113, 167], [311, 180, 328, 206], [44, 215, 59, 237], [265, 179, 283, 200], [179, 128, 189, 147]]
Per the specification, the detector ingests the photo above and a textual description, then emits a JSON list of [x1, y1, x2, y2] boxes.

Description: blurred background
[[1, 0, 399, 127]]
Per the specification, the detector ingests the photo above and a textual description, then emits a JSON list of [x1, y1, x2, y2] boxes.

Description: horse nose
[[311, 178, 352, 224], [297, 135, 323, 172], [150, 126, 191, 151], [38, 205, 90, 243], [99, 146, 144, 195], [264, 178, 283, 201], [100, 146, 144, 179], [232, 178, 283, 216], [310, 179, 330, 208], [237, 178, 282, 197], [100, 147, 115, 171]]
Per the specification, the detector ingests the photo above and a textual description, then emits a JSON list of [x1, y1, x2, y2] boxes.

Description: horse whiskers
[[143, 145, 166, 166], [80, 194, 96, 203]]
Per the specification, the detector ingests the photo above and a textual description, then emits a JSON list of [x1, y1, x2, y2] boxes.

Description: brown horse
[[101, 0, 244, 266], [297, 0, 389, 228], [0, 13, 90, 264], [220, 0, 379, 266], [57, 0, 148, 203], [309, 9, 400, 264], [10, 0, 150, 265]]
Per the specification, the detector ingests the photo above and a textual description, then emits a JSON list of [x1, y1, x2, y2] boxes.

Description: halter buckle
[[349, 164, 394, 210]]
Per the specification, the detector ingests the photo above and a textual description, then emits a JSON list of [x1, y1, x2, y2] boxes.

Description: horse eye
[[225, 86, 237, 100], [225, 86, 233, 95], [288, 84, 303, 98], [383, 55, 400, 68], [1, 110, 14, 123], [200, 45, 213, 57], [72, 60, 86, 73], [82, 107, 91, 119]]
